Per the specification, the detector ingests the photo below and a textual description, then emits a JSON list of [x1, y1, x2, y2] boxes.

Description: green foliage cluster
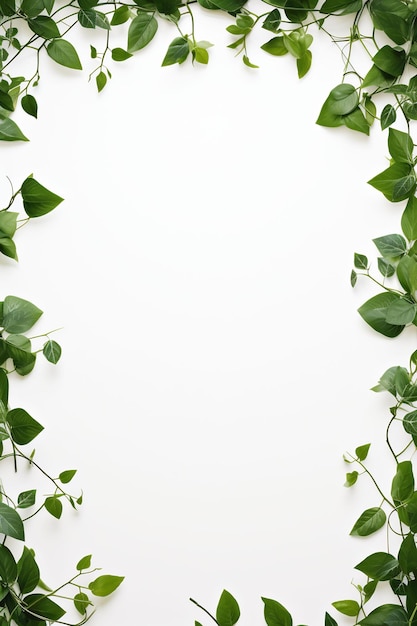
[[4, 0, 417, 625]]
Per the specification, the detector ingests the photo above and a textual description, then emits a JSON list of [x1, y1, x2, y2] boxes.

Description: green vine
[[1, 0, 417, 625]]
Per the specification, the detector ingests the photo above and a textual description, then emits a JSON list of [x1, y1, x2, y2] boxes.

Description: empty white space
[[0, 8, 413, 625]]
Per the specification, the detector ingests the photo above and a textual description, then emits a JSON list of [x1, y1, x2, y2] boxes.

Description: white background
[[0, 7, 415, 625]]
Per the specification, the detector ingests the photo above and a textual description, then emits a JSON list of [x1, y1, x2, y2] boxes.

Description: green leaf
[[350, 270, 357, 287], [0, 503, 24, 540], [344, 471, 358, 487], [17, 547, 40, 593], [0, 237, 17, 260], [398, 533, 417, 574], [363, 579, 378, 603], [211, 0, 248, 11], [377, 257, 395, 278], [78, 8, 96, 28], [44, 496, 62, 519], [354, 253, 368, 269], [21, 94, 38, 119], [111, 48, 133, 62], [0, 116, 28, 142], [242, 55, 258, 69], [7, 408, 43, 445], [5, 334, 36, 372], [76, 554, 92, 571], [317, 84, 359, 127], [388, 128, 413, 164], [331, 600, 360, 617], [59, 469, 76, 484], [0, 369, 8, 408], [404, 410, 417, 437], [373, 45, 406, 77], [194, 47, 209, 64], [21, 177, 63, 218], [320, 0, 359, 12], [3, 296, 42, 333], [385, 298, 417, 325], [0, 544, 17, 583], [262, 597, 292, 626], [162, 37, 190, 66], [74, 592, 91, 615], [88, 574, 124, 596], [111, 6, 131, 25], [17, 490, 36, 509], [343, 107, 370, 135], [359, 604, 408, 626], [23, 594, 65, 620], [402, 197, 417, 241], [47, 40, 82, 70], [350, 507, 386, 536], [355, 552, 400, 581], [324, 613, 338, 626], [392, 461, 414, 504], [359, 292, 405, 337], [0, 212, 17, 239], [28, 16, 60, 39], [261, 36, 288, 56], [297, 51, 311, 78], [127, 13, 158, 53], [215, 590, 240, 626], [381, 104, 396, 130], [96, 71, 107, 92], [42, 340, 61, 364], [262, 9, 281, 32], [368, 163, 412, 202], [396, 255, 417, 293], [355, 443, 370, 460], [373, 234, 407, 259]]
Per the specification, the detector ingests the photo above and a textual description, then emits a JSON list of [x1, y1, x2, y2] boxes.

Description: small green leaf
[[44, 496, 62, 519], [74, 592, 91, 615], [356, 443, 370, 461], [262, 9, 281, 33], [21, 94, 38, 118], [88, 574, 124, 596], [262, 597, 292, 626], [350, 270, 357, 287], [162, 37, 190, 66], [317, 84, 359, 127], [59, 469, 76, 484], [354, 253, 368, 269], [377, 257, 395, 278], [43, 340, 61, 364], [17, 490, 36, 509], [21, 177, 64, 218], [331, 600, 360, 617], [47, 39, 82, 70], [111, 48, 133, 62], [242, 55, 258, 69], [324, 613, 338, 626], [96, 71, 107, 92], [216, 590, 240, 626], [381, 104, 396, 130], [76, 554, 92, 571], [297, 51, 312, 78], [344, 471, 358, 487], [373, 234, 407, 259], [350, 507, 386, 536], [111, 6, 131, 25], [261, 36, 288, 56]]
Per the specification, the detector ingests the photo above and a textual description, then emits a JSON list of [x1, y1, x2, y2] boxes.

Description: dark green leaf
[[402, 197, 417, 240], [354, 253, 368, 269], [111, 48, 133, 62], [355, 552, 400, 581], [59, 469, 76, 484], [373, 45, 406, 77], [96, 71, 107, 92], [396, 255, 417, 293], [350, 507, 386, 536], [359, 604, 408, 626], [262, 9, 281, 32], [381, 104, 396, 130], [216, 590, 240, 626], [162, 37, 190, 66], [17, 547, 40, 593], [392, 461, 414, 504], [21, 177, 63, 218], [0, 503, 24, 540], [17, 490, 36, 509], [0, 116, 28, 142], [21, 95, 38, 119], [388, 128, 413, 164], [398, 533, 417, 574], [23, 594, 65, 620], [78, 9, 96, 28], [7, 408, 43, 445], [28, 16, 60, 39], [262, 597, 292, 626], [47, 40, 82, 70], [324, 613, 338, 626], [368, 163, 412, 202], [377, 257, 395, 278], [358, 292, 404, 337], [0, 545, 17, 583], [42, 340, 61, 364]]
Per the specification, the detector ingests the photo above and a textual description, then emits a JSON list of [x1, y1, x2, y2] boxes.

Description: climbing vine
[[1, 0, 417, 625]]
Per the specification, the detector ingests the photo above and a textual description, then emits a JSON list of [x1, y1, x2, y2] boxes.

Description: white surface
[[0, 8, 413, 625]]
